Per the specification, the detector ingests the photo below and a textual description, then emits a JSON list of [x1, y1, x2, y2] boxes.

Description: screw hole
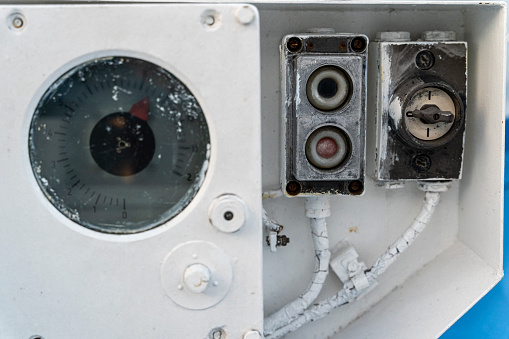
[[200, 10, 222, 31], [223, 211, 234, 221]]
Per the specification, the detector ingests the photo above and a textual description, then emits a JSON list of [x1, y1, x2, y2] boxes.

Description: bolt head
[[347, 262, 358, 272], [235, 6, 256, 25], [416, 50, 435, 70], [183, 263, 211, 294], [412, 154, 432, 173]]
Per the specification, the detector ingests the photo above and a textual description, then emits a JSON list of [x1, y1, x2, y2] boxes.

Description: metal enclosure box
[[281, 33, 368, 196], [374, 40, 467, 181]]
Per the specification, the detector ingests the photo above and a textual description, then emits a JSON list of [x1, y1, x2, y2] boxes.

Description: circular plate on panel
[[161, 240, 233, 310]]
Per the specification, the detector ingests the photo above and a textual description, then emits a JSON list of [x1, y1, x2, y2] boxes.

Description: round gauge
[[29, 56, 210, 234]]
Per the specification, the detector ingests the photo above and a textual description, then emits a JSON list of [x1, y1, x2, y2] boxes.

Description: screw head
[[286, 180, 302, 196], [351, 36, 367, 53], [412, 154, 432, 172], [416, 50, 435, 70], [287, 37, 303, 53], [348, 180, 364, 195]]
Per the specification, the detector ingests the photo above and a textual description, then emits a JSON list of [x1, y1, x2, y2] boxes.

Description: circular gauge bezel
[[25, 51, 214, 240]]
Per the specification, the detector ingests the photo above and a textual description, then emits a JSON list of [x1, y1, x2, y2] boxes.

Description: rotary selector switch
[[404, 87, 456, 141], [373, 30, 467, 181]]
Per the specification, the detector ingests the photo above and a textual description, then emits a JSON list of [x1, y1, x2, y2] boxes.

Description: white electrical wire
[[263, 188, 285, 232], [264, 196, 331, 336], [265, 182, 450, 339], [263, 208, 284, 233]]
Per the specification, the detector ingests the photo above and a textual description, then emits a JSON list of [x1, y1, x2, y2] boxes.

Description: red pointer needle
[[129, 97, 150, 121]]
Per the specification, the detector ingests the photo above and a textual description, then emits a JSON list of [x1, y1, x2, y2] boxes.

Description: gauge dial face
[[29, 56, 210, 234]]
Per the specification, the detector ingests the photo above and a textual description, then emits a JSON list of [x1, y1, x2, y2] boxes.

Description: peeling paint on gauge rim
[[28, 56, 211, 234]]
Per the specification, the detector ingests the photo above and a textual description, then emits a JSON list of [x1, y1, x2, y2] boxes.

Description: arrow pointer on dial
[[129, 97, 150, 121]]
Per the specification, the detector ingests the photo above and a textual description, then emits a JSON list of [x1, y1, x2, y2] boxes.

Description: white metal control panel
[[0, 2, 506, 339], [0, 4, 262, 338]]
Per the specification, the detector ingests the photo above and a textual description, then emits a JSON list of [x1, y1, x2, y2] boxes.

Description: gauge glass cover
[[29, 56, 210, 234]]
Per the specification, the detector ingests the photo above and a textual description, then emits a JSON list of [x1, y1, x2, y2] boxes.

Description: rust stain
[[349, 226, 358, 233]]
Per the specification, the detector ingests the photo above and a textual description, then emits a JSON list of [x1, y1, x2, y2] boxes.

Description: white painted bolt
[[235, 6, 255, 25], [375, 31, 410, 42], [243, 330, 262, 339], [209, 194, 248, 233], [348, 262, 358, 272], [183, 264, 211, 293]]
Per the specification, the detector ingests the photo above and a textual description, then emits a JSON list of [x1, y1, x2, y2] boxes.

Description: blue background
[[440, 121, 509, 338]]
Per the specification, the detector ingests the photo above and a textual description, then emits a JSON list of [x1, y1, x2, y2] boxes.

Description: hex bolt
[[416, 50, 435, 70], [412, 154, 432, 172], [375, 31, 411, 42], [347, 262, 358, 273], [422, 31, 456, 42], [235, 6, 255, 25]]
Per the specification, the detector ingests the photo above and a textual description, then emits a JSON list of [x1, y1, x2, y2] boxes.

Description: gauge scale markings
[[29, 56, 210, 234]]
